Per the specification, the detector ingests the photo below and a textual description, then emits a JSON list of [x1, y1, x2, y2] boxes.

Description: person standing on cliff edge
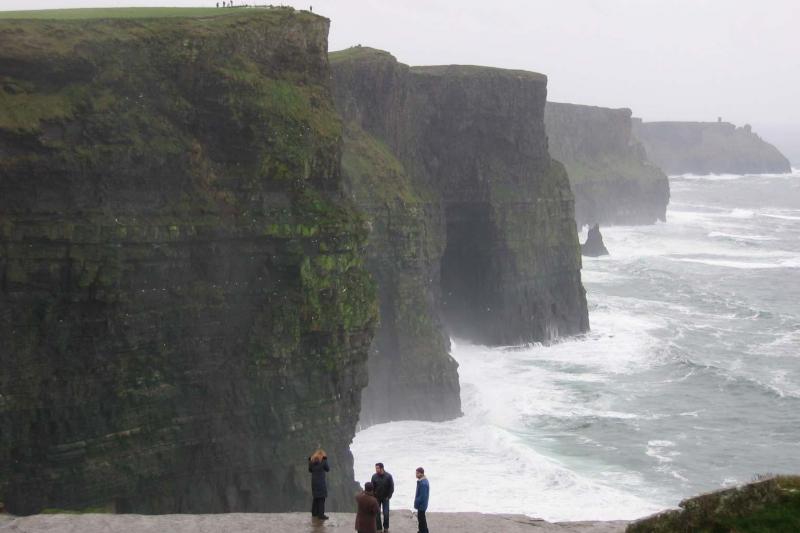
[[355, 481, 380, 533], [414, 467, 430, 533], [371, 462, 394, 531], [308, 448, 330, 520]]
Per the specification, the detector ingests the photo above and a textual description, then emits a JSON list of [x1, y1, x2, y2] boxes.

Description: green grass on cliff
[[329, 46, 396, 64], [0, 7, 288, 20], [627, 475, 800, 533], [341, 121, 431, 206]]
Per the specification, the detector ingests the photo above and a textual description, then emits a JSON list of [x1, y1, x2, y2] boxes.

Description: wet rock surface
[[0, 512, 629, 532]]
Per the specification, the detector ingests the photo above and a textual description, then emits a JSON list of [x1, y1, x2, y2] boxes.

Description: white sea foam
[[354, 173, 799, 522], [672, 173, 747, 181], [707, 231, 777, 242], [352, 309, 671, 522], [351, 418, 663, 521], [671, 256, 800, 269], [761, 212, 800, 221], [672, 170, 800, 181]]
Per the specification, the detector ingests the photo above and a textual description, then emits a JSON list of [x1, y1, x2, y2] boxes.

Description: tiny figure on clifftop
[[413, 467, 430, 533], [355, 481, 380, 533], [371, 462, 394, 531], [308, 448, 330, 520]]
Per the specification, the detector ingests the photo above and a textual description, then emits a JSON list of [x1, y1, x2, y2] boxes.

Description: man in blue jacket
[[413, 467, 429, 533]]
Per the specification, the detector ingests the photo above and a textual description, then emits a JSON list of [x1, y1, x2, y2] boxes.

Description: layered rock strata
[[545, 102, 669, 226], [331, 48, 589, 424], [632, 120, 792, 175], [0, 9, 376, 515]]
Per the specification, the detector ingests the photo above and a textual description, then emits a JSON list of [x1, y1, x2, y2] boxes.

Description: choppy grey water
[[352, 170, 800, 521]]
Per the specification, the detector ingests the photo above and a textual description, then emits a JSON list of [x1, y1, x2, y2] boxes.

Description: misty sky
[[2, 0, 799, 161]]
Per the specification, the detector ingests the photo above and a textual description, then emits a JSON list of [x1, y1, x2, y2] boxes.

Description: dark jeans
[[311, 497, 325, 517], [375, 498, 390, 529], [417, 508, 428, 533]]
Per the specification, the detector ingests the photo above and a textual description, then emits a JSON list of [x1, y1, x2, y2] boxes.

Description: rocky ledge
[[0, 512, 628, 532]]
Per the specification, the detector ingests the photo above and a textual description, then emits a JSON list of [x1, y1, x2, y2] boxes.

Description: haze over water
[[352, 169, 800, 522]]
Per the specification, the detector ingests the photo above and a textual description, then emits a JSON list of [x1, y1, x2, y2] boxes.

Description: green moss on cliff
[[0, 7, 308, 20], [1, 8, 375, 515], [329, 46, 395, 64], [627, 476, 800, 533]]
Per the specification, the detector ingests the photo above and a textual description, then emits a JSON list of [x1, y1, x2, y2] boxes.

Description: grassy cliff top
[[0, 6, 321, 21], [329, 46, 396, 64], [411, 64, 546, 83], [330, 46, 546, 82], [548, 100, 633, 116]]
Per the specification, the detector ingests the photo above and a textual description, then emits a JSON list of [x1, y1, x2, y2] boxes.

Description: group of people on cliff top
[[308, 449, 430, 533]]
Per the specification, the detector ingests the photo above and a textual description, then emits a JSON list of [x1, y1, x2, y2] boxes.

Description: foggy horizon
[[2, 0, 799, 163]]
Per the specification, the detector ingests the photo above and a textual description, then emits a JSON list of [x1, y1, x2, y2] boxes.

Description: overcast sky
[[2, 0, 799, 159]]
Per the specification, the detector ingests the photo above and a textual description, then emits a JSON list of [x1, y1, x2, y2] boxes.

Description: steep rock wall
[[545, 102, 669, 226], [0, 9, 376, 515], [632, 120, 792, 175], [331, 48, 588, 424]]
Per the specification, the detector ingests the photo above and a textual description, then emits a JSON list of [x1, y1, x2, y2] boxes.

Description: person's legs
[[417, 509, 428, 533], [375, 499, 383, 530], [311, 498, 319, 517], [382, 498, 390, 529], [320, 497, 328, 519]]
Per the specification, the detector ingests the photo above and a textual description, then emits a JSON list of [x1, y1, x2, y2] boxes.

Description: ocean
[[351, 169, 800, 522]]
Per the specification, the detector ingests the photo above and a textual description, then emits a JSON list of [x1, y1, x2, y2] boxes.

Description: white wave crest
[[707, 231, 777, 242]]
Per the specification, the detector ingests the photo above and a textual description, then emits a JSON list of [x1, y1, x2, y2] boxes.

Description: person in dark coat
[[370, 462, 394, 531], [355, 481, 380, 533], [414, 467, 429, 533], [308, 448, 330, 520]]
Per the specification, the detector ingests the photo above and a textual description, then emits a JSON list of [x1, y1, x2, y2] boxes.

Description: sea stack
[[581, 224, 610, 257]]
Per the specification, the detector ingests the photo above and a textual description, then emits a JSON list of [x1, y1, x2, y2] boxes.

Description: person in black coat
[[308, 448, 330, 519], [370, 462, 394, 531]]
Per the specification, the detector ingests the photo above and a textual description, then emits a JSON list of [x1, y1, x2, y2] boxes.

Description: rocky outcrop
[[632, 120, 792, 175], [627, 476, 800, 532], [545, 102, 669, 227], [0, 512, 630, 532], [331, 48, 589, 424], [581, 225, 609, 257], [0, 9, 377, 515]]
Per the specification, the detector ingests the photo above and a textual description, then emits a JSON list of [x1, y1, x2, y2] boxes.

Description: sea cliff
[[632, 120, 792, 175], [332, 48, 589, 425], [545, 102, 669, 226], [0, 8, 376, 515]]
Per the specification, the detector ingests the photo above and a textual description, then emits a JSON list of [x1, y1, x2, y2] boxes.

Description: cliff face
[[632, 120, 792, 175], [545, 102, 669, 227], [0, 9, 376, 515], [331, 48, 588, 424]]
